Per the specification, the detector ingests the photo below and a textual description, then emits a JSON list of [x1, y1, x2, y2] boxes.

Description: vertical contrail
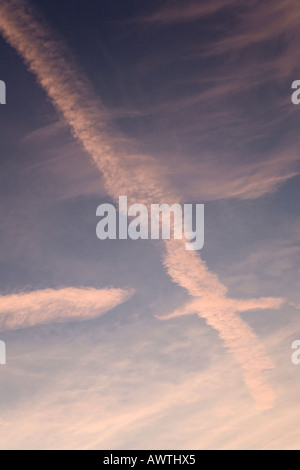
[[0, 0, 283, 408]]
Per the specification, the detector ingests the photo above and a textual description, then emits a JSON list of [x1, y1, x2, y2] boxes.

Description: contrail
[[0, 0, 284, 408], [162, 240, 283, 409], [0, 287, 134, 332]]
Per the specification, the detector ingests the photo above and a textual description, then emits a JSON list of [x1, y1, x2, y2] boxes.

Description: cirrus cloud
[[0, 287, 134, 332]]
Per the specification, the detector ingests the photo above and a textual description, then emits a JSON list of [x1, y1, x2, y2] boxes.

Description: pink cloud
[[0, 287, 134, 331], [135, 0, 236, 26]]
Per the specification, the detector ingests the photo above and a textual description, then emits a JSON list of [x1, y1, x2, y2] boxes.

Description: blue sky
[[0, 0, 300, 449]]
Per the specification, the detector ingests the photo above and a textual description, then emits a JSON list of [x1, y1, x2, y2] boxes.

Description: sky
[[0, 0, 300, 450]]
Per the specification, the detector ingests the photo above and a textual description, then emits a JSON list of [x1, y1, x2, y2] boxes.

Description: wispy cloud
[[1, 315, 300, 449], [134, 0, 236, 26], [0, 0, 285, 408], [206, 0, 300, 60], [172, 152, 300, 202], [20, 121, 108, 201], [0, 287, 134, 332], [128, 0, 300, 203]]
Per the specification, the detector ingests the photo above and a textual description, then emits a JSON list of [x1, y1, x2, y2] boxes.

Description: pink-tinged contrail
[[0, 287, 134, 332], [0, 0, 284, 409]]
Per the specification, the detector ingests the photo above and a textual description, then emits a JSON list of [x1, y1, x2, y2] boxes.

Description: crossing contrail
[[0, 0, 284, 409]]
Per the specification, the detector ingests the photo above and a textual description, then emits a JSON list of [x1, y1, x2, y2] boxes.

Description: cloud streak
[[205, 0, 300, 59], [0, 287, 134, 332], [130, 0, 300, 203], [0, 0, 285, 408], [134, 0, 236, 26]]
